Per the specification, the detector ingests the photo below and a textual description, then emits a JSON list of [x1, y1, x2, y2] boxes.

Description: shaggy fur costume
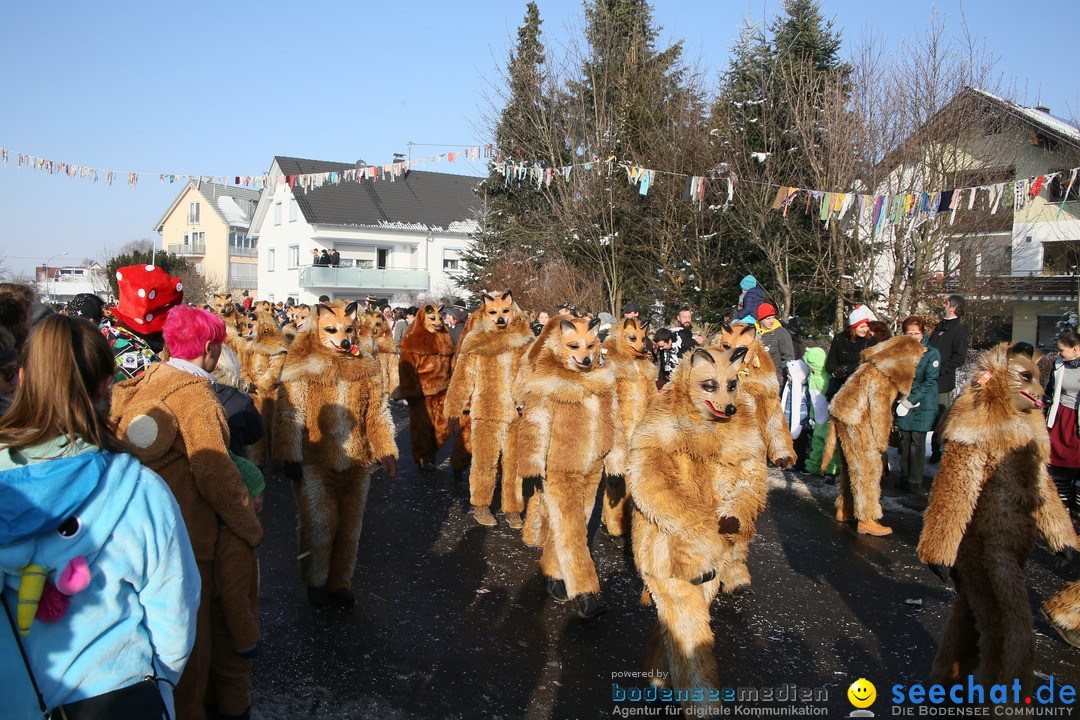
[[448, 310, 481, 477], [601, 318, 658, 540], [822, 335, 925, 526], [717, 323, 796, 591], [443, 292, 533, 515], [240, 311, 288, 468], [630, 346, 762, 715], [517, 318, 626, 606], [274, 316, 398, 594], [917, 343, 1078, 693], [398, 305, 455, 467], [1043, 581, 1080, 647], [365, 310, 401, 399]]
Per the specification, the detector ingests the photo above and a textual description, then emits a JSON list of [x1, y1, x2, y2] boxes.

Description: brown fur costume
[[716, 323, 796, 590], [917, 343, 1079, 692], [600, 317, 658, 541], [517, 318, 625, 615], [448, 309, 481, 480], [274, 302, 398, 599], [398, 304, 455, 468], [443, 291, 533, 522], [239, 311, 288, 468], [821, 335, 925, 534], [1043, 581, 1080, 648], [630, 346, 761, 715], [365, 310, 401, 399]]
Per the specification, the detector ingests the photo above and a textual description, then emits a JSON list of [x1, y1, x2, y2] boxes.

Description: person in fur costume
[[239, 311, 287, 468], [918, 343, 1079, 692], [1043, 578, 1080, 648], [600, 316, 657, 546], [821, 335, 925, 536], [398, 304, 455, 471], [716, 322, 795, 592], [443, 290, 533, 527], [448, 308, 481, 484], [364, 309, 401, 399], [630, 346, 760, 715], [517, 317, 626, 618], [274, 301, 398, 607]]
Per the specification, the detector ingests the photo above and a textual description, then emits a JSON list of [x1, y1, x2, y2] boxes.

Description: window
[[1049, 173, 1080, 203], [274, 202, 282, 225], [188, 201, 200, 225], [289, 199, 298, 222], [267, 249, 275, 272], [229, 231, 248, 247], [443, 247, 463, 271], [288, 245, 300, 269], [377, 248, 391, 269]]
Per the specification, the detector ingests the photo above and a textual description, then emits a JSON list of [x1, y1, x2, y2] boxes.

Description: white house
[[249, 156, 480, 305], [35, 263, 110, 304]]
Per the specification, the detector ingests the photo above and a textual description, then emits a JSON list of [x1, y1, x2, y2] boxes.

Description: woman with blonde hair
[[0, 314, 199, 719]]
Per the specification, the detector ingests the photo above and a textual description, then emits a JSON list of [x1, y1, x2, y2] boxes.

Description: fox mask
[[1002, 342, 1044, 413], [212, 293, 234, 316], [421, 304, 445, 332], [243, 312, 279, 342], [686, 347, 749, 422], [289, 304, 311, 330], [559, 318, 602, 371], [481, 290, 516, 330], [619, 317, 650, 356], [365, 309, 389, 337], [316, 301, 361, 352], [718, 322, 761, 368]]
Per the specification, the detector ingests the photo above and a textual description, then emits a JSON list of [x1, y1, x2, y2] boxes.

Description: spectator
[[0, 282, 37, 350], [756, 302, 794, 386], [65, 293, 105, 325], [557, 301, 575, 317], [312, 249, 323, 266], [671, 306, 702, 352], [241, 290, 253, 312], [893, 316, 940, 495], [445, 307, 467, 345], [802, 346, 838, 477], [211, 344, 263, 458], [394, 307, 416, 344], [100, 265, 183, 381], [927, 294, 968, 462], [652, 327, 677, 389], [531, 309, 550, 337], [329, 249, 341, 267], [737, 275, 765, 324], [1046, 331, 1080, 515], [784, 316, 808, 361], [319, 250, 330, 266], [868, 320, 891, 342], [0, 314, 199, 720], [622, 302, 642, 320], [824, 305, 878, 399], [109, 306, 262, 720]]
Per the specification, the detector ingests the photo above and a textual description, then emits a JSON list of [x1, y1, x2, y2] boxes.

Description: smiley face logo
[[847, 678, 876, 708]]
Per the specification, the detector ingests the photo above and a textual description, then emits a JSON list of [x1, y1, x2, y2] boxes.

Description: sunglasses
[[0, 365, 19, 382]]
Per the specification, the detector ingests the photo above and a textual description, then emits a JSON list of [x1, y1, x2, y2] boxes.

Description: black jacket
[[824, 333, 877, 396], [214, 384, 265, 456], [928, 316, 968, 393]]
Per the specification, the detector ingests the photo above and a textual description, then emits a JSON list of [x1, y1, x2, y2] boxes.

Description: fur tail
[[820, 422, 837, 472]]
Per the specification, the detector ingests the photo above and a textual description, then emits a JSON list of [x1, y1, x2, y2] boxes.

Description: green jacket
[[894, 341, 940, 432]]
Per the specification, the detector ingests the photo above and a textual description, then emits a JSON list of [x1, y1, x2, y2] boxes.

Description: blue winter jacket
[[0, 440, 200, 719]]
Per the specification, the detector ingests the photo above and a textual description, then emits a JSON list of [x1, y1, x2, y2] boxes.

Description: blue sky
[[1, 0, 1077, 277]]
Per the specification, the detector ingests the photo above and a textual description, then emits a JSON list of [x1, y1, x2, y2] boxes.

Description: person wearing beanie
[[737, 275, 765, 324], [756, 302, 794, 386], [65, 293, 106, 325], [824, 305, 879, 399]]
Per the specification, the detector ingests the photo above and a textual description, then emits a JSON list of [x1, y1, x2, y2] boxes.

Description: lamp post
[[43, 252, 68, 304]]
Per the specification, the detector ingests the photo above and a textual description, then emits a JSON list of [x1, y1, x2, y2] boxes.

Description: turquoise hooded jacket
[[0, 441, 200, 718]]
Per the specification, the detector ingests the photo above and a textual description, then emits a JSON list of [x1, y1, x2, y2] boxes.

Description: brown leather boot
[[473, 505, 497, 526], [835, 506, 854, 522], [857, 519, 893, 536], [504, 512, 524, 529]]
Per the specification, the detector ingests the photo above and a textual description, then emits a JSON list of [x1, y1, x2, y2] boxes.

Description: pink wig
[[162, 305, 226, 359]]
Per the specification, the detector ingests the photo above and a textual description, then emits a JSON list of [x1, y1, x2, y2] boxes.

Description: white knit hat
[[848, 305, 876, 328]]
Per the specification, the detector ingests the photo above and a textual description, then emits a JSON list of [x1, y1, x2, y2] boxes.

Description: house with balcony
[[865, 88, 1080, 346], [249, 156, 480, 305], [35, 263, 109, 304], [153, 181, 260, 294]]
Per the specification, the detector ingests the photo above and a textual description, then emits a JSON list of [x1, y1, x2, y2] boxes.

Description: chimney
[[1035, 104, 1051, 114]]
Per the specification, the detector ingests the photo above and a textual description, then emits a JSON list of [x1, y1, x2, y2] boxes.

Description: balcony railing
[[298, 265, 430, 290], [230, 246, 257, 257], [229, 276, 258, 289], [168, 243, 205, 256]]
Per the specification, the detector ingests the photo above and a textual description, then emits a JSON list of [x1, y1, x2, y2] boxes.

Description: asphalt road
[[248, 404, 1080, 719]]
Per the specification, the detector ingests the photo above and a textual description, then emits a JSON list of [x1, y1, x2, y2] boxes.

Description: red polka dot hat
[[112, 264, 184, 333]]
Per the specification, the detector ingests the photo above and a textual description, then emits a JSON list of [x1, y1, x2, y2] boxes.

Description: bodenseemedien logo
[[848, 678, 877, 717]]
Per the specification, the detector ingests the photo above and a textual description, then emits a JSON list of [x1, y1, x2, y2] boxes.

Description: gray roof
[[195, 182, 261, 228], [274, 156, 481, 230]]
